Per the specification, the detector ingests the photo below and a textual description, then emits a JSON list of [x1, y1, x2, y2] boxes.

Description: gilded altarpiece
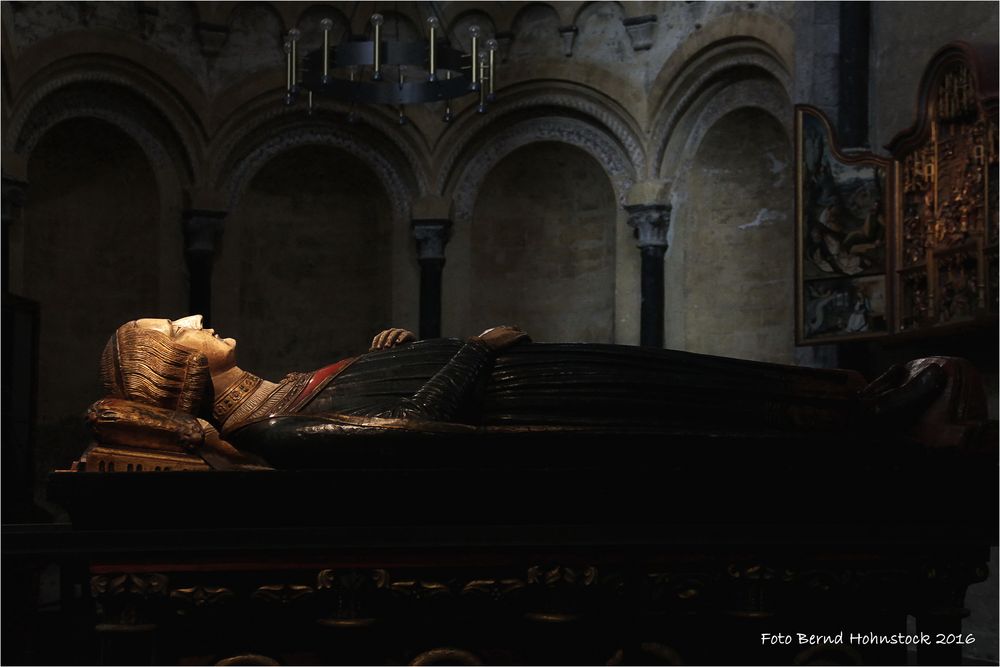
[[888, 43, 999, 333], [796, 42, 998, 345]]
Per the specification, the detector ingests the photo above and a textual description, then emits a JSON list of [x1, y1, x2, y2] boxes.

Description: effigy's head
[[100, 315, 232, 414]]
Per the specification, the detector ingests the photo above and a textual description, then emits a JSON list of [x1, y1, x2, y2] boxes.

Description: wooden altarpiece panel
[[887, 42, 999, 334], [796, 42, 999, 345], [795, 106, 894, 344]]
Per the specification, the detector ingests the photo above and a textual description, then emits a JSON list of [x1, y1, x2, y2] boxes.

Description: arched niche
[[22, 117, 161, 472], [668, 107, 794, 363], [465, 141, 617, 343], [509, 4, 562, 60], [214, 145, 394, 381]]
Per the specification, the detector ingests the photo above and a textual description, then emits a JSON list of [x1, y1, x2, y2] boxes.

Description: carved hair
[[100, 322, 211, 415]]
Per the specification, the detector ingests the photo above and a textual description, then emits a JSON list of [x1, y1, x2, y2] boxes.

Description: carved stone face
[[135, 315, 236, 373]]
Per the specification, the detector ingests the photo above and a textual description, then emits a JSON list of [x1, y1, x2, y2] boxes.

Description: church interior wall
[[870, 0, 1000, 154], [1, 2, 997, 662], [3, 0, 996, 481], [465, 142, 617, 343]]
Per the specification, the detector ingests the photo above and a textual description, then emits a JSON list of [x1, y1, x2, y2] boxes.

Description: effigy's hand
[[370, 328, 416, 352], [473, 325, 531, 352]]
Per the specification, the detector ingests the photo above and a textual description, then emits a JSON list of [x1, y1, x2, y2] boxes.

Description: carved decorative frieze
[[170, 585, 235, 612], [316, 568, 388, 626], [224, 128, 414, 221], [452, 117, 636, 223], [251, 584, 315, 606], [438, 93, 646, 195]]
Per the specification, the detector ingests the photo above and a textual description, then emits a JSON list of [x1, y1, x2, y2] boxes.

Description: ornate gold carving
[[522, 565, 598, 623], [90, 573, 169, 629], [315, 569, 388, 626], [212, 371, 264, 425], [251, 584, 315, 605], [214, 655, 280, 666], [86, 398, 204, 452], [892, 53, 998, 330], [461, 578, 527, 600], [409, 647, 483, 666], [91, 573, 169, 598], [80, 444, 210, 472], [170, 586, 235, 611], [389, 579, 453, 600]]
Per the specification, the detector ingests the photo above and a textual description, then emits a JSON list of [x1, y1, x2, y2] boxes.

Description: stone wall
[[870, 1, 999, 152], [670, 108, 794, 363], [214, 145, 395, 380], [21, 118, 166, 478], [464, 142, 617, 342]]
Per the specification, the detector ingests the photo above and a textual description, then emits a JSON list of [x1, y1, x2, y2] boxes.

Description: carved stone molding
[[437, 91, 646, 194], [224, 127, 414, 222], [658, 78, 791, 193], [225, 127, 414, 222], [10, 72, 199, 182], [650, 49, 792, 178], [452, 116, 636, 224], [211, 107, 430, 198], [622, 15, 657, 52]]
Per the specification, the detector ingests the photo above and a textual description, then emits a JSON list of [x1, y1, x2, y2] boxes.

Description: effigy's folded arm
[[78, 397, 272, 471], [374, 338, 494, 422]]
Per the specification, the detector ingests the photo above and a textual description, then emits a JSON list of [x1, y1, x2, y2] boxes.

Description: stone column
[[182, 210, 225, 325], [411, 219, 451, 339], [626, 204, 671, 348], [2, 177, 27, 294]]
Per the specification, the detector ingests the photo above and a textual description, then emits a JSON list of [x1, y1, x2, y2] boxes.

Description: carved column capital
[[625, 203, 671, 250], [183, 209, 226, 255], [622, 15, 657, 52], [411, 219, 452, 261], [558, 26, 579, 57]]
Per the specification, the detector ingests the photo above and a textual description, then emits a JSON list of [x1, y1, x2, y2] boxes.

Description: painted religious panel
[[795, 106, 893, 344], [888, 43, 999, 333]]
